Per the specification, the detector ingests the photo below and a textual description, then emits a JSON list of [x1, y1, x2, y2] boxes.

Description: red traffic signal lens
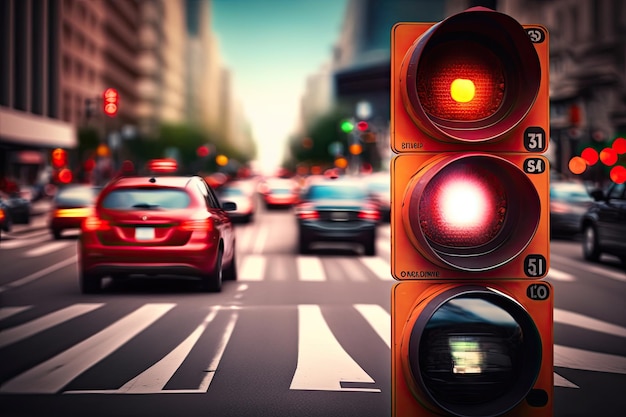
[[402, 154, 540, 271], [403, 286, 542, 417], [401, 8, 541, 143]]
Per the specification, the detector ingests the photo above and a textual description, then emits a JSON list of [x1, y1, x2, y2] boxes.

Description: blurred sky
[[211, 0, 348, 174]]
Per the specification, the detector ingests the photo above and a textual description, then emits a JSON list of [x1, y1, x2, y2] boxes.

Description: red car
[[78, 172, 237, 293]]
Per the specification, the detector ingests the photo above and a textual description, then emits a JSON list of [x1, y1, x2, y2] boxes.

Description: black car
[[581, 182, 626, 266], [549, 181, 593, 237], [295, 178, 380, 255], [0, 191, 31, 226]]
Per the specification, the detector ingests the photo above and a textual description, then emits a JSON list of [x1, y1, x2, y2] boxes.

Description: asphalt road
[[0, 204, 624, 417]]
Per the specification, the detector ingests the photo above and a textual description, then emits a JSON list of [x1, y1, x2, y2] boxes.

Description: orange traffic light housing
[[390, 7, 552, 417], [392, 281, 553, 417]]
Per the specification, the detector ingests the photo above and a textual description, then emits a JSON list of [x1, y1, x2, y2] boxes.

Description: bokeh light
[[568, 156, 587, 175], [610, 165, 626, 184], [612, 137, 626, 154], [599, 147, 618, 166], [580, 147, 598, 165]]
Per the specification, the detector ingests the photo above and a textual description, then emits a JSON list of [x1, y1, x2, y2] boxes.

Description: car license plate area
[[330, 212, 349, 221], [135, 227, 155, 240]]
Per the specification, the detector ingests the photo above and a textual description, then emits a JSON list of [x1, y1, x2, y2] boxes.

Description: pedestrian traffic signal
[[103, 88, 119, 117], [390, 7, 552, 417]]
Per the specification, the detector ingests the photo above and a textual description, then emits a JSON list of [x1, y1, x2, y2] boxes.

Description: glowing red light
[[197, 145, 210, 157], [58, 168, 73, 184], [417, 42, 504, 122], [600, 147, 618, 166], [103, 88, 119, 117], [147, 158, 177, 173], [568, 156, 587, 175], [610, 165, 626, 184], [356, 121, 369, 131], [419, 163, 506, 247], [612, 137, 626, 154], [580, 147, 598, 166]]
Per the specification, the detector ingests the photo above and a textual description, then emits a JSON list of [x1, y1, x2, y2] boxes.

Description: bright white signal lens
[[450, 78, 475, 103], [439, 179, 488, 229]]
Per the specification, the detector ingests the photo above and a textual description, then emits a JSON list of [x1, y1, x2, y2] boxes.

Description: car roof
[[107, 175, 197, 189]]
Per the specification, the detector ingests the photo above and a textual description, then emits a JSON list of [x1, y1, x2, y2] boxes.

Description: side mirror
[[222, 201, 237, 211], [589, 188, 605, 201]]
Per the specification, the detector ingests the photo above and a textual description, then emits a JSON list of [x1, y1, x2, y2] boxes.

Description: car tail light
[[178, 218, 214, 232], [358, 204, 381, 221], [55, 208, 93, 217], [296, 203, 319, 220], [82, 216, 111, 231], [0, 209, 5, 221]]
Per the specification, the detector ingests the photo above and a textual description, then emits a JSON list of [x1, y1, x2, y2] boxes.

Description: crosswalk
[[1, 301, 625, 395], [0, 302, 388, 394]]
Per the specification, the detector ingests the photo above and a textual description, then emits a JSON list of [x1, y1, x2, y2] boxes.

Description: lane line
[[0, 255, 77, 293], [554, 344, 626, 375], [354, 304, 391, 348], [554, 308, 626, 338], [359, 256, 395, 281], [24, 241, 72, 257], [0, 304, 104, 349], [0, 306, 32, 321], [290, 304, 379, 392], [551, 253, 626, 282], [296, 256, 326, 281], [238, 254, 266, 281], [554, 372, 579, 388], [0, 303, 175, 394], [547, 268, 576, 281], [252, 225, 268, 254]]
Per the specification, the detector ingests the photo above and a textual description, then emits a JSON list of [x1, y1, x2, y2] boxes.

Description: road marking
[[554, 372, 579, 388], [239, 254, 266, 281], [554, 344, 626, 375], [0, 304, 104, 349], [252, 224, 268, 254], [296, 256, 326, 281], [359, 256, 395, 281], [0, 255, 77, 293], [0, 306, 32, 321], [354, 304, 391, 348], [0, 303, 175, 394], [66, 307, 239, 394], [24, 241, 72, 257], [0, 238, 40, 249], [554, 308, 626, 338], [290, 304, 379, 392], [551, 253, 626, 282], [547, 268, 575, 281]]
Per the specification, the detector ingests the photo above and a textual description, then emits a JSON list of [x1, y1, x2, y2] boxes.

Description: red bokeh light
[[612, 137, 626, 154], [600, 147, 618, 166], [580, 147, 598, 166], [568, 156, 587, 175], [610, 165, 626, 184]]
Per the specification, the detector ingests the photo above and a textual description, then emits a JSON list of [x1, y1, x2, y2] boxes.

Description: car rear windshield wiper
[[131, 203, 161, 210]]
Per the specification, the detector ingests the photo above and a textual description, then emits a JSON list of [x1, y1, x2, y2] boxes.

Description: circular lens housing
[[403, 154, 540, 271], [404, 286, 542, 417], [401, 9, 541, 142]]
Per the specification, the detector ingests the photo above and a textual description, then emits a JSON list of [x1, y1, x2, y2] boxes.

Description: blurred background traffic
[[0, 0, 625, 251]]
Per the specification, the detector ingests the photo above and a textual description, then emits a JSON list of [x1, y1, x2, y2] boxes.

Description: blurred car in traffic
[[218, 181, 257, 223], [295, 177, 380, 255], [49, 184, 101, 239], [549, 180, 593, 237], [0, 191, 31, 225], [258, 177, 300, 209], [0, 206, 8, 238], [581, 182, 626, 266], [78, 167, 238, 293], [363, 172, 391, 222]]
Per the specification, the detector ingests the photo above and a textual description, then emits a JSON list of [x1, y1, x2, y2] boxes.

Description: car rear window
[[55, 186, 99, 205], [101, 189, 191, 210], [306, 184, 367, 200]]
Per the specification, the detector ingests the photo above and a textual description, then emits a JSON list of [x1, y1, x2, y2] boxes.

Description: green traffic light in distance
[[341, 120, 354, 133]]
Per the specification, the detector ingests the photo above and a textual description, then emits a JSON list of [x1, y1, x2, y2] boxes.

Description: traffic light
[[103, 88, 119, 117], [51, 148, 68, 169], [390, 7, 552, 417]]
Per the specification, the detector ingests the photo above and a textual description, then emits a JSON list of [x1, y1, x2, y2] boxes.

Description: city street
[[0, 203, 624, 416]]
